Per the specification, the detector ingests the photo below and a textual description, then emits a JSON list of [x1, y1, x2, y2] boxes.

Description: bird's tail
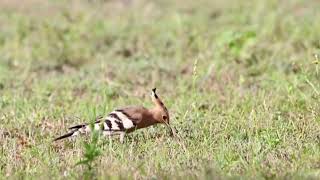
[[54, 116, 106, 141], [54, 131, 77, 141], [54, 124, 89, 141]]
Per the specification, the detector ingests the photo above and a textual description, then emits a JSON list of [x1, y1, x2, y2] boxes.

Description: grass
[[0, 0, 319, 179]]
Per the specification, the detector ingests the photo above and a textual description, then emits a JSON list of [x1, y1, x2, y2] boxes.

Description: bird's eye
[[162, 115, 167, 120]]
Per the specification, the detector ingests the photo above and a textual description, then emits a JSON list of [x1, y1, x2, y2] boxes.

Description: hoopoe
[[54, 88, 170, 143]]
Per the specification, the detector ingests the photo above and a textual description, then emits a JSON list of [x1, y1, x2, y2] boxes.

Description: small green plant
[[76, 131, 101, 179], [76, 108, 102, 179]]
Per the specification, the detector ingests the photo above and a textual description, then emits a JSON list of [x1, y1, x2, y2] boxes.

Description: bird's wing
[[105, 106, 146, 130], [54, 106, 146, 141]]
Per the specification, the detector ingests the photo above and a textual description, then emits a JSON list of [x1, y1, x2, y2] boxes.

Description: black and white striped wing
[[54, 109, 139, 141], [102, 110, 137, 133]]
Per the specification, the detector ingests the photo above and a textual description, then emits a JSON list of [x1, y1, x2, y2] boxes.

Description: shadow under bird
[[54, 88, 171, 143]]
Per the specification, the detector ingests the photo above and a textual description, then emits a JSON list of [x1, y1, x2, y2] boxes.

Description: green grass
[[0, 0, 319, 179]]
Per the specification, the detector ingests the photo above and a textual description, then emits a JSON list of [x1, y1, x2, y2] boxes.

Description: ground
[[0, 0, 319, 179]]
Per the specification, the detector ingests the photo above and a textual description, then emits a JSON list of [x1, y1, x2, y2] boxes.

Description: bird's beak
[[164, 122, 175, 137]]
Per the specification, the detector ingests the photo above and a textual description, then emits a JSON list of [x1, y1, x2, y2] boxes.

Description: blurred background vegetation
[[0, 0, 319, 179]]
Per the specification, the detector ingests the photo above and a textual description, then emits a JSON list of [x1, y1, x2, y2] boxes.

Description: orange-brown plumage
[[54, 88, 170, 143]]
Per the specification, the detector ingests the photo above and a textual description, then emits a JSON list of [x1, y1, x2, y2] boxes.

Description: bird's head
[[150, 88, 170, 125]]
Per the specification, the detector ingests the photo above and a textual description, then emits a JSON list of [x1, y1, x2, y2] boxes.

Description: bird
[[54, 88, 170, 143]]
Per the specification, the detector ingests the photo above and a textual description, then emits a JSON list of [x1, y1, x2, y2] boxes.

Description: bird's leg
[[102, 131, 112, 142], [119, 132, 125, 143], [103, 131, 125, 143]]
